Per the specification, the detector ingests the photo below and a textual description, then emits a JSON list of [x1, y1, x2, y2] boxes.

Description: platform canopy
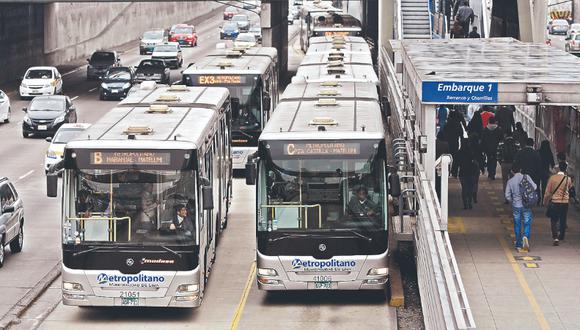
[[400, 38, 580, 106]]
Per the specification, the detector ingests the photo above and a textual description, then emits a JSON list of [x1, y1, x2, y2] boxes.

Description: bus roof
[[68, 85, 229, 150], [301, 1, 341, 14], [182, 48, 276, 76], [121, 84, 229, 108], [295, 63, 379, 85], [207, 47, 278, 62], [299, 52, 373, 66], [308, 36, 368, 45], [262, 88, 383, 141], [280, 81, 378, 102], [306, 42, 371, 54]]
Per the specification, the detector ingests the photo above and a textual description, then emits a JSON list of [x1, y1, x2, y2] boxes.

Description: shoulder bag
[[546, 176, 567, 218]]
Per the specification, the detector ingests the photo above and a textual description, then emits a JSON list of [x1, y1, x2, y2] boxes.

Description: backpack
[[519, 175, 538, 208], [502, 139, 517, 163]]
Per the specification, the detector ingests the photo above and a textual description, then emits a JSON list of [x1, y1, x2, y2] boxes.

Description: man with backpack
[[497, 132, 521, 202], [505, 166, 538, 252]]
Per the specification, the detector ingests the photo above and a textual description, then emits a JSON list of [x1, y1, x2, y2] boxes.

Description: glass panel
[[64, 169, 196, 246], [258, 142, 386, 232], [53, 128, 83, 144], [25, 70, 53, 79]]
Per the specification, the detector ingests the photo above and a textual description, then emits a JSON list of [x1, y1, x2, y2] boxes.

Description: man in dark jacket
[[456, 2, 474, 37], [481, 117, 502, 179], [514, 138, 542, 186], [495, 105, 516, 135], [497, 132, 521, 202]]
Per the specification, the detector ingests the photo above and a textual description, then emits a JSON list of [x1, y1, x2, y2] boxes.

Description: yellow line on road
[[497, 235, 550, 330], [230, 261, 256, 330]]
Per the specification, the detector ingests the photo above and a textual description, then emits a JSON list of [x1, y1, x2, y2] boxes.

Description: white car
[[151, 42, 183, 69], [234, 33, 257, 48], [44, 123, 91, 173], [19, 66, 63, 100], [0, 90, 10, 123]]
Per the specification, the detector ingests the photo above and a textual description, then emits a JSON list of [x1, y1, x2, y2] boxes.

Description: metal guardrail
[[396, 0, 403, 40], [380, 46, 476, 329]]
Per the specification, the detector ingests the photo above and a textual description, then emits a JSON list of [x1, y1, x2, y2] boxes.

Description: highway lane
[[0, 10, 232, 322]]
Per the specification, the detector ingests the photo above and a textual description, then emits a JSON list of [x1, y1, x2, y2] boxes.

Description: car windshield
[[105, 70, 131, 80], [258, 141, 387, 232], [65, 169, 197, 246], [90, 52, 115, 63], [25, 69, 53, 79], [139, 60, 165, 69], [575, 35, 580, 40], [172, 27, 192, 34], [236, 34, 255, 42], [572, 24, 580, 29], [143, 31, 163, 39], [225, 6, 237, 12], [53, 128, 84, 144], [29, 98, 64, 111], [250, 27, 261, 33], [224, 23, 238, 31], [154, 45, 177, 52], [232, 15, 248, 22], [554, 20, 568, 26]]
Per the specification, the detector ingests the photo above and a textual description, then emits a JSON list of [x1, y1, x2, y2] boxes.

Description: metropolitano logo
[[291, 259, 303, 269], [97, 273, 109, 284], [291, 258, 356, 271]]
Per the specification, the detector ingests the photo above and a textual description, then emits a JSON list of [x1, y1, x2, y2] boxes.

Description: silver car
[[0, 177, 24, 268]]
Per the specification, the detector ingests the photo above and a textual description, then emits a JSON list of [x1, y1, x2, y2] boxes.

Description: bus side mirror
[[245, 162, 257, 185], [389, 173, 401, 198], [202, 186, 214, 210], [47, 174, 58, 198], [263, 95, 271, 112], [381, 96, 391, 117]]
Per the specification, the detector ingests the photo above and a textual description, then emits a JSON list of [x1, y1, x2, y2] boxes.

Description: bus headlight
[[175, 284, 199, 301], [257, 268, 278, 276], [63, 282, 84, 291], [367, 267, 388, 276]]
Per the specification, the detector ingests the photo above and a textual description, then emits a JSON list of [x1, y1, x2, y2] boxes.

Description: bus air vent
[[309, 117, 338, 126], [318, 89, 340, 96], [333, 23, 343, 28], [332, 44, 346, 50], [328, 54, 344, 61], [316, 98, 338, 106], [123, 126, 154, 135], [327, 68, 346, 75], [168, 84, 188, 92], [147, 104, 172, 113], [217, 61, 233, 68], [320, 81, 340, 87], [327, 60, 344, 67], [156, 94, 180, 102], [227, 50, 245, 57]]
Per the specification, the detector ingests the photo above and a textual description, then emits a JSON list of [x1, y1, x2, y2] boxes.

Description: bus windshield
[[64, 169, 197, 246], [230, 82, 262, 141], [257, 140, 386, 233]]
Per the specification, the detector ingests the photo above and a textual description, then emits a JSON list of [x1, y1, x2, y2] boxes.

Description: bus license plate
[[313, 281, 332, 289], [120, 291, 139, 306]]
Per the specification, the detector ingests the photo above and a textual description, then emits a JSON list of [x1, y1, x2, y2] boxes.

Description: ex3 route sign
[[421, 81, 498, 104]]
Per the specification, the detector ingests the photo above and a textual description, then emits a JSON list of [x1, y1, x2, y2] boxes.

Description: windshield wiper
[[73, 245, 118, 257], [340, 229, 373, 242], [160, 245, 182, 259], [269, 233, 311, 242]]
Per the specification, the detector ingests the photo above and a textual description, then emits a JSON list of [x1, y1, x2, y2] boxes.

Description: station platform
[[448, 171, 580, 329]]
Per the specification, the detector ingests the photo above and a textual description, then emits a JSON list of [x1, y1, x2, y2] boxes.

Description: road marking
[[17, 170, 34, 181], [88, 87, 97, 92], [497, 235, 550, 329], [230, 261, 256, 330], [71, 96, 79, 101], [62, 67, 82, 77], [448, 216, 465, 233]]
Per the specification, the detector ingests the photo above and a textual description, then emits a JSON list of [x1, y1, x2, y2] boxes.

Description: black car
[[0, 177, 24, 268], [134, 59, 171, 84], [22, 95, 77, 138], [87, 51, 120, 80], [100, 67, 134, 100]]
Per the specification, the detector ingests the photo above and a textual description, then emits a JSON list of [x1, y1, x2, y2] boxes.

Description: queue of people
[[436, 103, 577, 251]]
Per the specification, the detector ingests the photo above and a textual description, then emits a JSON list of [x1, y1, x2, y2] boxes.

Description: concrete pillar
[[518, 0, 548, 43], [261, 0, 289, 83], [422, 104, 437, 181], [379, 0, 394, 51]]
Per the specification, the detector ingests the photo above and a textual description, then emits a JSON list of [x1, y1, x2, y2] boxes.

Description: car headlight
[[54, 114, 66, 124], [21, 82, 28, 88], [257, 268, 278, 276], [177, 284, 199, 294], [123, 82, 131, 89], [367, 267, 388, 276], [101, 82, 109, 90], [63, 282, 84, 291], [23, 116, 32, 125], [47, 150, 58, 159]]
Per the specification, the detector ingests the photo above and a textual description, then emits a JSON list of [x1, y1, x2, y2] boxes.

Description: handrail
[[396, 0, 403, 40], [435, 154, 452, 230], [261, 204, 322, 229]]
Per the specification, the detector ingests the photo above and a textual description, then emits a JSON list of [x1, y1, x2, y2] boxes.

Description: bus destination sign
[[284, 143, 360, 156], [90, 151, 171, 166], [197, 75, 243, 85]]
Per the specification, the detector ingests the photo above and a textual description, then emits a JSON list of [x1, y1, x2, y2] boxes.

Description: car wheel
[[99, 93, 105, 101], [0, 236, 4, 268], [10, 224, 23, 253], [194, 40, 198, 47], [22, 131, 28, 138], [4, 108, 10, 123]]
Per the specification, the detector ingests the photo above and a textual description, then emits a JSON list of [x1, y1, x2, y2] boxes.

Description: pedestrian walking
[[457, 141, 479, 209], [450, 20, 465, 39], [513, 122, 528, 147], [544, 162, 573, 246], [537, 140, 555, 202], [481, 117, 502, 180], [497, 132, 520, 202], [437, 104, 449, 132], [514, 138, 541, 186], [445, 110, 464, 177], [466, 104, 480, 122], [480, 106, 495, 128], [468, 26, 481, 38], [455, 1, 474, 37], [468, 133, 482, 202], [495, 105, 516, 135], [467, 110, 483, 138], [505, 166, 538, 252]]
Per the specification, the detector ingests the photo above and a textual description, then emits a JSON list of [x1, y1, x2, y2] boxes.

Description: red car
[[223, 6, 238, 20], [169, 24, 197, 47]]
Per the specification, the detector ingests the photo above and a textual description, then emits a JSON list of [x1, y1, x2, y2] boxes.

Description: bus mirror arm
[[263, 95, 271, 112], [245, 153, 258, 186], [47, 173, 58, 198], [388, 173, 401, 198]]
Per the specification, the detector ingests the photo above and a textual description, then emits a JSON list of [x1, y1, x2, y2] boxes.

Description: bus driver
[[347, 186, 379, 221]]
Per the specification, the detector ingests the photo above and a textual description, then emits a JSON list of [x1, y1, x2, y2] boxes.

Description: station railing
[[380, 46, 476, 329]]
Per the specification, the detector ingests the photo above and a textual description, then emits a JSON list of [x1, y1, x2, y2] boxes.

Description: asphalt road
[[0, 11, 397, 330]]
